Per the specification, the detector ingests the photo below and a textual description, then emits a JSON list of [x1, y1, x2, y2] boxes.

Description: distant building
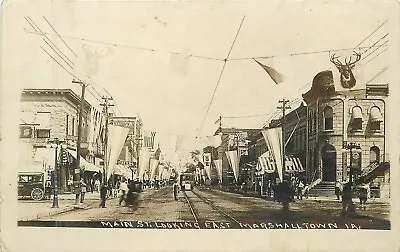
[[212, 127, 261, 186]]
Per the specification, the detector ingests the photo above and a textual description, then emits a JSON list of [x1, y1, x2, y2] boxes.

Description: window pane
[[325, 118, 333, 130], [353, 118, 362, 130]]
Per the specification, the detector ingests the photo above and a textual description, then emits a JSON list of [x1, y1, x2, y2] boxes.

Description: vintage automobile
[[18, 172, 52, 200]]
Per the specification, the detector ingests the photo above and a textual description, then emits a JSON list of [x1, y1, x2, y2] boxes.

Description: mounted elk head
[[81, 44, 113, 75], [330, 52, 361, 89]]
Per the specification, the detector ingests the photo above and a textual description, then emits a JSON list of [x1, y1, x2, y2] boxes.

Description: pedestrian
[[173, 181, 179, 200], [80, 179, 87, 203], [118, 179, 128, 205], [100, 183, 107, 208], [358, 183, 369, 210], [267, 180, 272, 197], [95, 179, 100, 192], [335, 180, 342, 200], [341, 182, 354, 216], [297, 180, 305, 200]]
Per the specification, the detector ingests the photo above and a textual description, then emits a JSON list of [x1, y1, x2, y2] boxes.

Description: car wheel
[[31, 188, 44, 201]]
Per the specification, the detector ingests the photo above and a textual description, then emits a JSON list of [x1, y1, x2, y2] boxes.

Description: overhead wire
[[196, 16, 246, 137], [43, 16, 78, 57]]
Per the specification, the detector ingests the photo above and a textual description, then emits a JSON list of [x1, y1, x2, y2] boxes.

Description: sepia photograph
[[0, 0, 399, 251]]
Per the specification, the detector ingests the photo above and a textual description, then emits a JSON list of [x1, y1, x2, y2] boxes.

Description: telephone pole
[[277, 99, 291, 181], [100, 96, 113, 186], [72, 79, 88, 206]]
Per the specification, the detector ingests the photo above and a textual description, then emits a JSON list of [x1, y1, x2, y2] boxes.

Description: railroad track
[[183, 189, 241, 225]]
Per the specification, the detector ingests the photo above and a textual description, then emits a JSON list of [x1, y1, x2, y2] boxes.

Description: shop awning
[[114, 164, 132, 178], [351, 106, 363, 120], [67, 150, 101, 172], [370, 107, 383, 122], [258, 156, 277, 174], [285, 157, 305, 173]]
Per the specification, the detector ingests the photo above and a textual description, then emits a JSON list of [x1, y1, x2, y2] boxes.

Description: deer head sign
[[81, 44, 113, 75], [330, 52, 361, 89]]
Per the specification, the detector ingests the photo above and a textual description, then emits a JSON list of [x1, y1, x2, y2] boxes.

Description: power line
[[354, 19, 388, 48], [226, 16, 245, 60], [360, 33, 389, 55], [40, 45, 80, 80], [26, 17, 75, 66], [42, 38, 74, 69], [362, 40, 388, 61], [363, 47, 388, 66], [43, 16, 78, 57]]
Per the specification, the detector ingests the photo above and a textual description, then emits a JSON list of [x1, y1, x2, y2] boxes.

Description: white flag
[[262, 127, 283, 182]]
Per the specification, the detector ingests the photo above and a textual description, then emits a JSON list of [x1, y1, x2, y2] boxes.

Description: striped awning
[[284, 157, 305, 173], [257, 156, 277, 174]]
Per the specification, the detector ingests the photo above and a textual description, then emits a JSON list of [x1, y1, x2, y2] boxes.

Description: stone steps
[[308, 182, 336, 197]]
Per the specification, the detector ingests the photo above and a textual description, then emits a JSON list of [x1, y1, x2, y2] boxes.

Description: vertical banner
[[214, 160, 222, 183], [149, 158, 159, 181], [262, 127, 283, 182], [225, 151, 240, 182], [203, 153, 212, 180], [138, 149, 151, 182], [158, 165, 165, 180], [106, 125, 129, 181]]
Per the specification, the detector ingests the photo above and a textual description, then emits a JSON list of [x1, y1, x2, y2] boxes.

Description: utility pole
[[72, 79, 88, 206], [100, 96, 114, 186], [277, 99, 291, 181]]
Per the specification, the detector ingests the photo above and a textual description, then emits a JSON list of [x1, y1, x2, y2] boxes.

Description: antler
[[330, 54, 343, 68], [345, 51, 361, 66], [95, 47, 113, 58]]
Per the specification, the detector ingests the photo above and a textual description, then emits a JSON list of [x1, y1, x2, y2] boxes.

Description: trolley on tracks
[[179, 172, 195, 191]]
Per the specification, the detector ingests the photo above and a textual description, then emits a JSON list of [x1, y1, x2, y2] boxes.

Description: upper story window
[[36, 112, 51, 139], [369, 106, 383, 131], [323, 106, 333, 130], [351, 106, 363, 131]]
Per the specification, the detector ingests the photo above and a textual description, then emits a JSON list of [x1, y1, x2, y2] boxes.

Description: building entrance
[[321, 144, 337, 182]]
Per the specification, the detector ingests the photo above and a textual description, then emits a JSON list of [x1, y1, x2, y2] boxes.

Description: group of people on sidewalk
[[335, 180, 372, 216], [98, 178, 142, 208]]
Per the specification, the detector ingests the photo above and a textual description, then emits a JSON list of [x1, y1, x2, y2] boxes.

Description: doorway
[[321, 144, 337, 182]]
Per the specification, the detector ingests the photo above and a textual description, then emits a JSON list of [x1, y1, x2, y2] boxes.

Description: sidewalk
[[18, 192, 118, 221]]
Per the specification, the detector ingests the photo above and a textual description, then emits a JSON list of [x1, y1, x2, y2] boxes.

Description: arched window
[[323, 106, 333, 130], [369, 106, 383, 131], [351, 106, 363, 131], [370, 146, 380, 163]]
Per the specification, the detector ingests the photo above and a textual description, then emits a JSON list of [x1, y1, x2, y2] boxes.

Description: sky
[[1, 0, 395, 159]]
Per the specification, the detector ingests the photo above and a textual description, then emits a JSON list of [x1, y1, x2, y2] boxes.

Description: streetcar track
[[184, 189, 241, 225], [183, 191, 199, 222]]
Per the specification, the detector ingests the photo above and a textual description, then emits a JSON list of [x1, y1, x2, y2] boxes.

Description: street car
[[18, 172, 52, 200]]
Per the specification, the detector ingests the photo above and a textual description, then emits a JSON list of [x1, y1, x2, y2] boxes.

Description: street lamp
[[342, 142, 362, 184], [46, 138, 65, 208]]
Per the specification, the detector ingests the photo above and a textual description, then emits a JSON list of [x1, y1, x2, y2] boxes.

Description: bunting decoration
[[149, 158, 160, 181], [203, 153, 212, 180], [254, 58, 285, 84], [213, 159, 223, 184], [106, 124, 130, 181], [225, 151, 240, 182], [262, 127, 283, 182], [138, 149, 151, 181]]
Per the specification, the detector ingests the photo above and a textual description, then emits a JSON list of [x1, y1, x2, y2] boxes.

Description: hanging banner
[[213, 159, 223, 183], [158, 165, 165, 180], [138, 149, 151, 181], [149, 159, 160, 181], [225, 151, 240, 182], [203, 153, 212, 180], [105, 124, 129, 181], [262, 127, 283, 182]]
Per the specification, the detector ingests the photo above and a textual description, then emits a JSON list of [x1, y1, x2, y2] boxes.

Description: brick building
[[302, 70, 389, 197], [19, 89, 96, 192]]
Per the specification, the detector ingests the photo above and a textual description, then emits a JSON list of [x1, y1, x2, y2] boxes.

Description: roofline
[[21, 88, 91, 109]]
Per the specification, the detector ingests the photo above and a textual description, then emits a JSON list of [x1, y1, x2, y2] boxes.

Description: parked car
[[18, 172, 52, 200]]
